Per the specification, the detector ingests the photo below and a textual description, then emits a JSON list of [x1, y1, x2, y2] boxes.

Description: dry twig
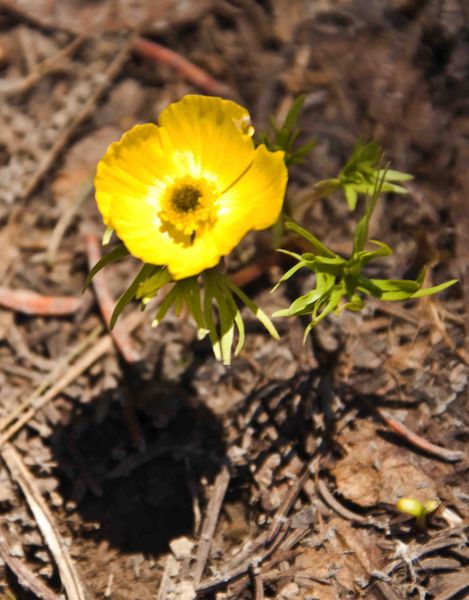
[[316, 478, 367, 523], [0, 286, 82, 315], [376, 408, 464, 463], [0, 524, 60, 600], [192, 463, 231, 584], [0, 325, 102, 435], [434, 578, 469, 600], [22, 33, 134, 199], [1, 444, 87, 600], [251, 565, 265, 600], [156, 555, 177, 600], [0, 34, 85, 97], [266, 458, 317, 544], [0, 310, 145, 447], [47, 177, 94, 265], [196, 521, 290, 595], [133, 36, 233, 97]]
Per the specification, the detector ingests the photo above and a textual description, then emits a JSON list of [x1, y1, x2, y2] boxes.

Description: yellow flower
[[95, 95, 287, 280]]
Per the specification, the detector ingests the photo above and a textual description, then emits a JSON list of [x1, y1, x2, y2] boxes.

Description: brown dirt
[[0, 1, 468, 599]]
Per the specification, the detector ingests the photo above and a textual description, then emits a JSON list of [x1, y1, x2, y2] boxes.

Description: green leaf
[[352, 170, 386, 253], [84, 244, 130, 290], [302, 285, 344, 341], [355, 240, 393, 264], [359, 276, 421, 300], [380, 182, 409, 194], [287, 284, 331, 315], [277, 248, 304, 261], [223, 291, 245, 356], [282, 95, 306, 136], [285, 220, 337, 258], [410, 278, 458, 298], [224, 276, 279, 340], [344, 186, 358, 210], [110, 263, 156, 329], [212, 285, 236, 366], [136, 267, 172, 302], [152, 284, 180, 327], [311, 178, 341, 199], [202, 276, 222, 362], [271, 260, 306, 292], [286, 140, 317, 165], [183, 277, 208, 338], [377, 169, 413, 182]]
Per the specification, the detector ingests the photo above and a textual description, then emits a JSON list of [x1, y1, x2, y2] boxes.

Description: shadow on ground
[[49, 374, 226, 555]]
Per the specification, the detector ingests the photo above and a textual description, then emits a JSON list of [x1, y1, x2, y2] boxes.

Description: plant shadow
[[49, 375, 226, 555]]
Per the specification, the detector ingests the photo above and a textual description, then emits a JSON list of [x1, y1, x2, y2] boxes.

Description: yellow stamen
[[158, 176, 218, 237]]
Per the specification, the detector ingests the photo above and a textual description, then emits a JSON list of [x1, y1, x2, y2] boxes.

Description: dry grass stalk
[[1, 444, 87, 600]]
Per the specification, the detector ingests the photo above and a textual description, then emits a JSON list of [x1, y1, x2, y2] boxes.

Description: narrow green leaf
[[288, 288, 328, 314], [272, 307, 292, 317], [217, 296, 235, 365], [344, 186, 358, 210], [377, 169, 413, 182], [411, 279, 458, 298], [183, 278, 208, 338], [209, 274, 237, 365], [355, 240, 393, 264], [277, 248, 303, 261], [232, 304, 245, 356], [136, 267, 171, 301], [271, 261, 305, 292], [286, 140, 317, 165], [352, 168, 386, 254], [282, 95, 306, 135], [302, 286, 344, 342], [381, 182, 409, 194], [110, 263, 156, 329], [84, 244, 129, 290], [311, 178, 341, 199], [152, 284, 179, 326], [217, 285, 245, 356], [224, 276, 279, 340], [202, 276, 222, 362], [285, 221, 337, 258]]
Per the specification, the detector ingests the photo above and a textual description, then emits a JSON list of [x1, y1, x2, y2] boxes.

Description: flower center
[[171, 185, 202, 213], [158, 176, 218, 240]]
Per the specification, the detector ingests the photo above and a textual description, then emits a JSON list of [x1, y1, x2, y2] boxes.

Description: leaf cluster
[[274, 180, 457, 339], [84, 249, 278, 365], [314, 140, 413, 209], [261, 95, 316, 165]]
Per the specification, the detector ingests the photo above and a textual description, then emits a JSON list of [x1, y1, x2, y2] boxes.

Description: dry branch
[[22, 34, 134, 199], [133, 37, 233, 98], [1, 444, 87, 600], [376, 408, 464, 462], [0, 310, 145, 447], [192, 463, 230, 584], [0, 524, 60, 600], [0, 34, 86, 97], [316, 478, 367, 523], [0, 287, 82, 315]]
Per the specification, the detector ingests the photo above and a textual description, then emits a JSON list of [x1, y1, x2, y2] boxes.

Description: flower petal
[[158, 95, 256, 191], [95, 124, 181, 226], [209, 144, 287, 255]]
